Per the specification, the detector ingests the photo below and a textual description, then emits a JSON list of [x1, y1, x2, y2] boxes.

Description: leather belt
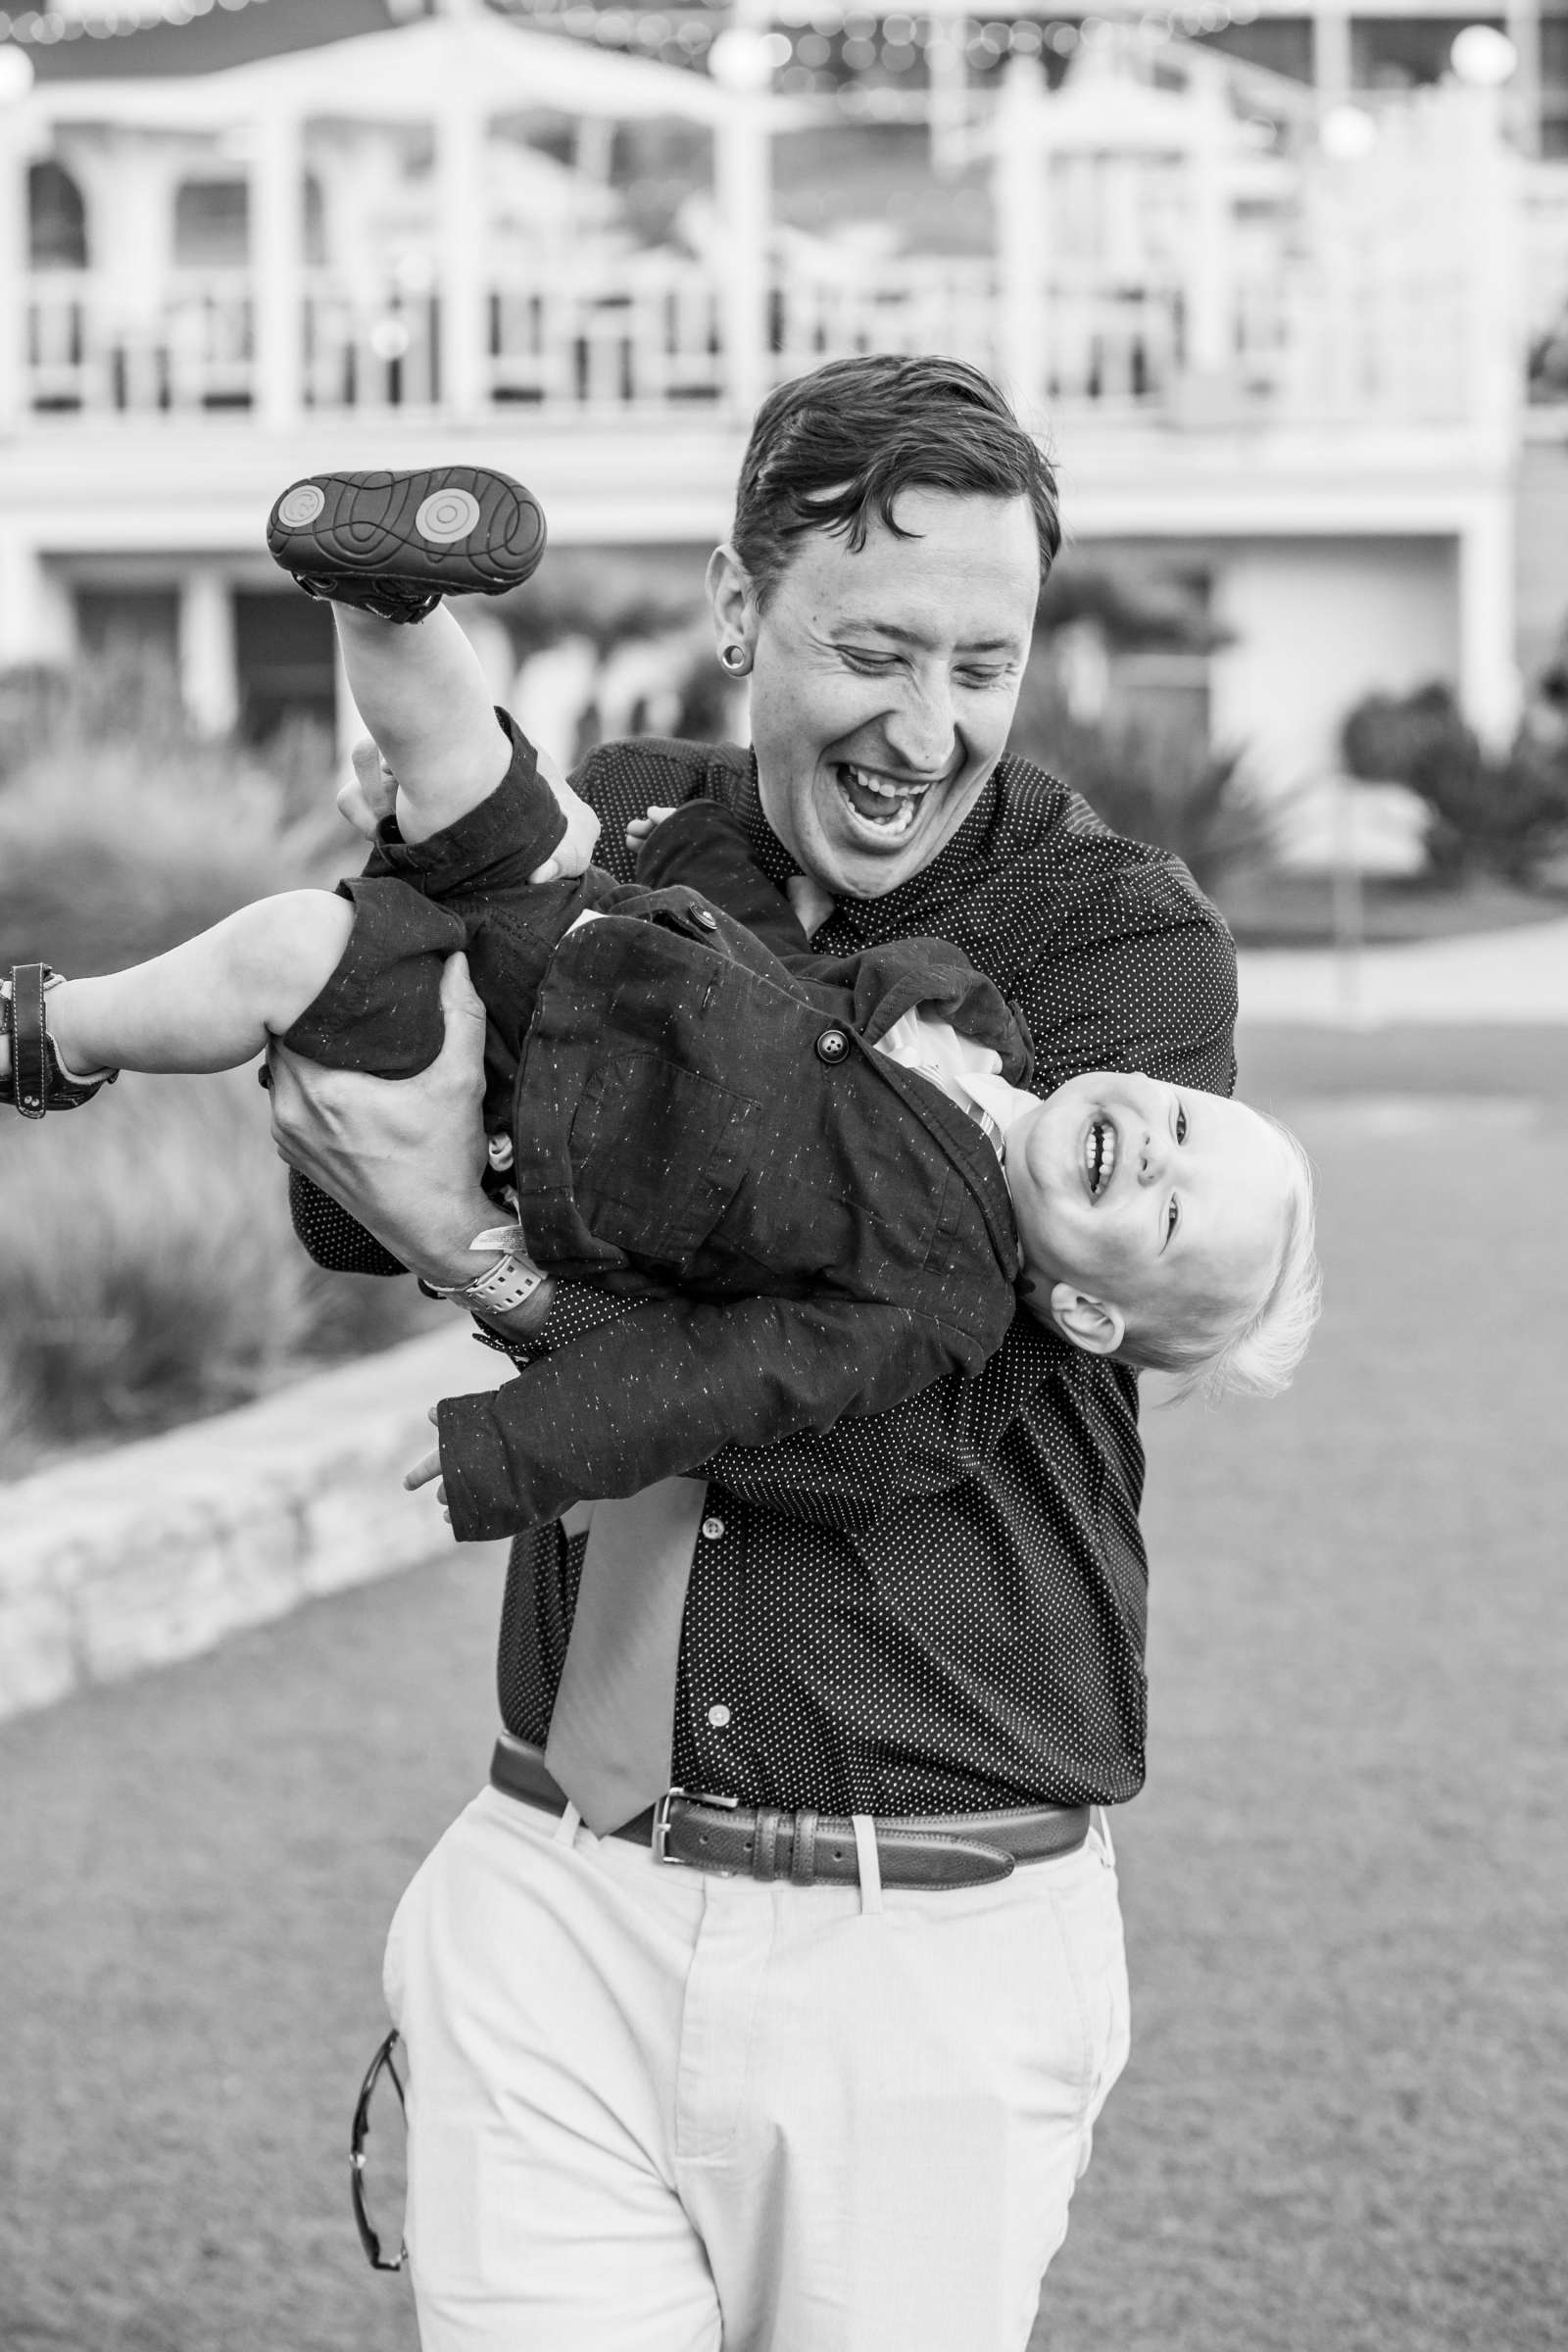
[[489, 1733, 1091, 1891]]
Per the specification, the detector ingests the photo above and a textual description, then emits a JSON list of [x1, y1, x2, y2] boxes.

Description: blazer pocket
[[567, 1050, 757, 1266]]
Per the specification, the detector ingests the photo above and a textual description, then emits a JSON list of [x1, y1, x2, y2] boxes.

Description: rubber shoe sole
[[267, 466, 547, 619]]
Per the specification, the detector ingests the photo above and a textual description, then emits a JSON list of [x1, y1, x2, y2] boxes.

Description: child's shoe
[[267, 466, 547, 622], [1, 966, 118, 1118]]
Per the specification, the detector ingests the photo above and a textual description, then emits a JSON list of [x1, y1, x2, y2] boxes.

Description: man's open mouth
[[832, 762, 940, 843], [1086, 1117, 1117, 1197]]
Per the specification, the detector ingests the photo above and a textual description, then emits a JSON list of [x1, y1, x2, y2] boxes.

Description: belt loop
[[753, 1806, 782, 1882], [1091, 1804, 1115, 1867], [554, 1800, 582, 1848], [790, 1808, 818, 1887], [851, 1814, 883, 1915]]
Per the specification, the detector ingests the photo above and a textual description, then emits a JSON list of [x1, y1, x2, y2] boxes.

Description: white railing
[[489, 253, 724, 410], [26, 268, 254, 414], [303, 279, 438, 412], [770, 258, 1002, 385], [10, 238, 1493, 431]]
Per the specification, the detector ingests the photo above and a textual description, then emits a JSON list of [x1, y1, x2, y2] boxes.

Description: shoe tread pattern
[[267, 466, 546, 597]]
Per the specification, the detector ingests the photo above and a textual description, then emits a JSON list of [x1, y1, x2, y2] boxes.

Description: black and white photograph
[[1, 0, 1564, 2346]]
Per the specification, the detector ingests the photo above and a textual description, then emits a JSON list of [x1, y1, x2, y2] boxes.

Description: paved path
[[1238, 914, 1568, 1026]]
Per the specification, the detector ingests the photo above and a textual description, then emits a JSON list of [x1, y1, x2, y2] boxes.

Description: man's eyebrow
[[832, 619, 1022, 653]]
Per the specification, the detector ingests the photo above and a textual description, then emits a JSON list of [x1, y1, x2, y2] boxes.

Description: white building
[[0, 0, 1557, 807]]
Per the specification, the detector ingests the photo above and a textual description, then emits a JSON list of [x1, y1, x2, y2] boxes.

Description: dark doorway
[[76, 586, 180, 668], [233, 589, 337, 742]]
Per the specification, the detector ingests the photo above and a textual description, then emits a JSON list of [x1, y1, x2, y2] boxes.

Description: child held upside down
[[1, 466, 1319, 1542]]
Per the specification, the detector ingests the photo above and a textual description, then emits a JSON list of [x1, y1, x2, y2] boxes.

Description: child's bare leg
[[334, 603, 510, 847], [4, 891, 354, 1080]]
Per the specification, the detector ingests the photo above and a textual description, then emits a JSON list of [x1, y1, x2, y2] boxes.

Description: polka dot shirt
[[480, 736, 1240, 1817]]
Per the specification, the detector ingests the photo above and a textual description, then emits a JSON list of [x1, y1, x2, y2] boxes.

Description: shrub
[[1340, 682, 1568, 887], [0, 652, 430, 1476], [0, 654, 348, 976], [0, 1071, 432, 1480], [1005, 670, 1282, 899]]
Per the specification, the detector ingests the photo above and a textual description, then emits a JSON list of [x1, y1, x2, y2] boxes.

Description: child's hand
[[404, 1407, 450, 1523], [337, 738, 398, 839], [528, 746, 602, 884], [625, 805, 677, 852]]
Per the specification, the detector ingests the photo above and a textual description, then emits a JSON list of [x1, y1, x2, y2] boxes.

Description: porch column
[[995, 57, 1047, 426], [927, 13, 970, 179], [1457, 504, 1520, 753], [0, 75, 29, 438], [0, 534, 70, 670], [711, 55, 771, 422], [436, 80, 488, 422], [178, 565, 238, 737], [1184, 66, 1232, 383], [1504, 0, 1541, 157], [1311, 0, 1353, 104], [252, 102, 305, 430]]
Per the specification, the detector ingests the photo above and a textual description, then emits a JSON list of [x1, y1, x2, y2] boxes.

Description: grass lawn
[[1, 1019, 1564, 2352]]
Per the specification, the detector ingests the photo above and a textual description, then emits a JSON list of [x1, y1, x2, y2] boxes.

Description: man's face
[[717, 489, 1041, 900]]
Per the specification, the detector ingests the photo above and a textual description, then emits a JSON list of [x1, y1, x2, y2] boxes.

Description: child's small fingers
[[404, 1446, 442, 1492], [528, 857, 562, 884]]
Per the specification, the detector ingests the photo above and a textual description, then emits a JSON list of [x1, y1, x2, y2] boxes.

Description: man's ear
[[1046, 1283, 1126, 1357], [707, 543, 755, 661]]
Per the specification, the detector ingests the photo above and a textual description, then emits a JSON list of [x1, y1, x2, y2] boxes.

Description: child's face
[[1006, 1071, 1289, 1353]]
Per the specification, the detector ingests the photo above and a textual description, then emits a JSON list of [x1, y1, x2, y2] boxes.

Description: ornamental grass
[[0, 657, 427, 1479]]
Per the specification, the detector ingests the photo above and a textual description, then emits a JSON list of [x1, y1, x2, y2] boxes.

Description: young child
[[1, 466, 1319, 1542]]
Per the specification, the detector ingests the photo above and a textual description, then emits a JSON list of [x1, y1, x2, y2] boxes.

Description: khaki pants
[[383, 1783, 1131, 2352]]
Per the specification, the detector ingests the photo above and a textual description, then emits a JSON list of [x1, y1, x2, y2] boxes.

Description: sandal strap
[[3, 963, 115, 1117], [8, 962, 51, 1120]]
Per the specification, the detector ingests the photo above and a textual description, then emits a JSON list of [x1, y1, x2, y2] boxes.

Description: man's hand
[[404, 1407, 450, 1522], [265, 951, 494, 1283]]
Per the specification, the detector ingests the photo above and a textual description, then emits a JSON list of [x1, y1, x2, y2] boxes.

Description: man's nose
[[882, 674, 957, 774]]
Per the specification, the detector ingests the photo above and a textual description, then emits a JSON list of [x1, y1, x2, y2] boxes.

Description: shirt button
[[701, 1515, 725, 1541], [708, 1702, 732, 1728], [692, 906, 717, 930], [814, 1027, 850, 1064]]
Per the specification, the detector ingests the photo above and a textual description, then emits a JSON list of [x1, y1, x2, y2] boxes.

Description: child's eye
[[1175, 1102, 1187, 1144], [1166, 1197, 1180, 1242]]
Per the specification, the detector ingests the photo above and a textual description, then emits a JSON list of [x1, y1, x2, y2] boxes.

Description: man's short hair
[[731, 354, 1061, 607]]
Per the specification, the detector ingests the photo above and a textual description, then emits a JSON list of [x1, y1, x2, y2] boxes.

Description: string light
[[0, 0, 272, 41]]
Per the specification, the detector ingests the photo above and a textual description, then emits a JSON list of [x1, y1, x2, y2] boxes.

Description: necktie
[[543, 1477, 708, 1835]]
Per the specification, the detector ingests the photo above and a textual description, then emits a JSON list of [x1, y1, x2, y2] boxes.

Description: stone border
[[0, 1324, 508, 1723]]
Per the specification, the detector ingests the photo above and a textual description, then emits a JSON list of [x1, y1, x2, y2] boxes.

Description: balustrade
[[7, 176, 1497, 435]]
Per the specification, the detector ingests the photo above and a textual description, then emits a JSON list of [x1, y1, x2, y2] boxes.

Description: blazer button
[[692, 906, 717, 930], [814, 1027, 850, 1064]]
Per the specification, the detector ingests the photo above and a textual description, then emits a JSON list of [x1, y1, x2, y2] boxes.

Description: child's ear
[[1043, 1283, 1126, 1357]]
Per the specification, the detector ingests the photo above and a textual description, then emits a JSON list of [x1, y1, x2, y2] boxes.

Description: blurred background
[[1, 3, 1565, 2349]]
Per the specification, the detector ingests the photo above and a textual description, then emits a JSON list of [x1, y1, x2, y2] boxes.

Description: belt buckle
[[652, 1786, 739, 1865]]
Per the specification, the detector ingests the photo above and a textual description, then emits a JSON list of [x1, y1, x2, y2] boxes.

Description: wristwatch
[[419, 1222, 545, 1317]]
